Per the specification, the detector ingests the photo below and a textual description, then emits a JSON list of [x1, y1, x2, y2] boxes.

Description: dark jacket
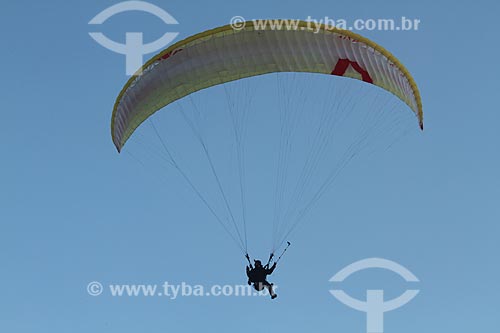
[[246, 263, 276, 282]]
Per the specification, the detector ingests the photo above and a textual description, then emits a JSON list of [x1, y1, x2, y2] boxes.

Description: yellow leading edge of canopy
[[111, 20, 423, 151]]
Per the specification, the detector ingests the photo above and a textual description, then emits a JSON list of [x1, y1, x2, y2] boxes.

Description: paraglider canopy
[[111, 20, 423, 152]]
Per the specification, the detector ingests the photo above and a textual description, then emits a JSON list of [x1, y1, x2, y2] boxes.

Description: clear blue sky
[[1, 0, 499, 332]]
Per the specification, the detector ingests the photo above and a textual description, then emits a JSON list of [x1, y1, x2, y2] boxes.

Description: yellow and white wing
[[111, 21, 423, 151]]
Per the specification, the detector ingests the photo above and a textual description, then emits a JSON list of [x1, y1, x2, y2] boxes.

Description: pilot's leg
[[253, 282, 264, 291], [263, 281, 277, 299]]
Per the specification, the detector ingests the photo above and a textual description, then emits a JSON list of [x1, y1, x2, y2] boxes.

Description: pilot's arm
[[246, 265, 251, 278], [266, 262, 277, 275]]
